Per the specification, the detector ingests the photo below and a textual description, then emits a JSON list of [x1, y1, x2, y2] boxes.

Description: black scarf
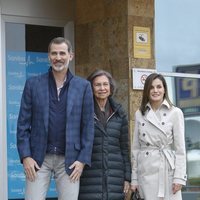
[[94, 99, 112, 128]]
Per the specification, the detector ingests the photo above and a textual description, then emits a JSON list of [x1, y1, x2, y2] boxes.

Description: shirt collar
[[146, 99, 171, 110], [49, 67, 73, 85]]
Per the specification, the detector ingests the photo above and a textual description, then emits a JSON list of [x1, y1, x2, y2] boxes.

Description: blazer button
[[143, 133, 146, 137], [146, 152, 149, 155], [162, 122, 165, 125], [142, 123, 145, 126], [163, 113, 166, 116], [146, 142, 150, 146]]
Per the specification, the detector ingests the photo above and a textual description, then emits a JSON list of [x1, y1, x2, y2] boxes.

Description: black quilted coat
[[79, 98, 131, 200]]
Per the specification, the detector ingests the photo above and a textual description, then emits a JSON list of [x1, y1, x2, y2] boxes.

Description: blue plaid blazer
[[17, 72, 94, 175]]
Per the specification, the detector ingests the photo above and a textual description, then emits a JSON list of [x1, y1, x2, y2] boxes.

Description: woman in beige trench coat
[[131, 73, 187, 200]]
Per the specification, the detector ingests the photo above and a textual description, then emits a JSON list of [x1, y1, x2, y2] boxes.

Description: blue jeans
[[25, 154, 79, 200]]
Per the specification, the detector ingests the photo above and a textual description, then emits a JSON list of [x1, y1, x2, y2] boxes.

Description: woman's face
[[149, 78, 165, 105], [92, 75, 111, 101]]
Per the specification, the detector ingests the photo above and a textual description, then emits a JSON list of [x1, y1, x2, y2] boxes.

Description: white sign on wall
[[132, 68, 156, 90]]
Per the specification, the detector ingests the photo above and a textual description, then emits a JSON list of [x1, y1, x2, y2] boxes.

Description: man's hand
[[69, 161, 85, 182], [23, 157, 40, 182]]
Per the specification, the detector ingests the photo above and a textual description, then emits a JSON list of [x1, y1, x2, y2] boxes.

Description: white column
[[0, 8, 8, 200]]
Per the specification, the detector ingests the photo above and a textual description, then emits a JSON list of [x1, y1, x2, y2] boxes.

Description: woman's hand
[[172, 183, 182, 194], [131, 184, 139, 192], [123, 181, 130, 194]]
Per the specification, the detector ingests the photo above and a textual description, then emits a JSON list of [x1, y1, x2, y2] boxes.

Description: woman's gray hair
[[87, 69, 116, 96]]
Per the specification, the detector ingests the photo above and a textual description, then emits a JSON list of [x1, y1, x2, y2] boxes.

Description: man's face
[[48, 42, 73, 72]]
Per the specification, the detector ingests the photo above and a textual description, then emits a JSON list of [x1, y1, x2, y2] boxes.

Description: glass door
[[5, 22, 64, 199], [161, 70, 200, 200]]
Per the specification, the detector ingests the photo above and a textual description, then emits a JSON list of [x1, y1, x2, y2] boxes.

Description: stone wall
[[128, 0, 155, 140], [74, 1, 155, 198], [75, 0, 129, 111]]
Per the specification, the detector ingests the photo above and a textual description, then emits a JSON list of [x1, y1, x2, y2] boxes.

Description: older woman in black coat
[[79, 69, 131, 200]]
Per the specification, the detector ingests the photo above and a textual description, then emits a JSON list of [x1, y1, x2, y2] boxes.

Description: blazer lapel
[[66, 78, 77, 119], [38, 74, 49, 133]]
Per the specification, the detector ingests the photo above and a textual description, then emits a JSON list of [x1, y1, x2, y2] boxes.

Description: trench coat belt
[[141, 145, 175, 198]]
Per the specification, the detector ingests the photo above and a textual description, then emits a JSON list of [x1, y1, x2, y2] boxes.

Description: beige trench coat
[[131, 100, 187, 200]]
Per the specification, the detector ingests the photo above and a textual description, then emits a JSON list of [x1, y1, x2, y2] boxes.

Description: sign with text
[[132, 68, 156, 90], [6, 51, 57, 198], [133, 26, 151, 59], [175, 65, 200, 116]]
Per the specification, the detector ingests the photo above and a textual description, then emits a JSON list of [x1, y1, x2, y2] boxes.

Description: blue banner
[[175, 65, 200, 116], [6, 51, 57, 199]]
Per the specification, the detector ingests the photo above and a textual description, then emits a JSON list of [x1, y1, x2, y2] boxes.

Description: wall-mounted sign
[[133, 26, 151, 59], [175, 65, 200, 116], [132, 68, 156, 90]]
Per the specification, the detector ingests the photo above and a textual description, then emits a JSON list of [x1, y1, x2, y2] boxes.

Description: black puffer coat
[[79, 98, 131, 200]]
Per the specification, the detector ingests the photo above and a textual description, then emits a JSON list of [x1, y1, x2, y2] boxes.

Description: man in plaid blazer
[[17, 37, 94, 200]]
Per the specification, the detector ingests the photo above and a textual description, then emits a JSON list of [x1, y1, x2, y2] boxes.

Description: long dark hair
[[140, 73, 173, 115]]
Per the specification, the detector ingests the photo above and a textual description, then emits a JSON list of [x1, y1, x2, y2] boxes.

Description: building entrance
[[4, 21, 64, 199]]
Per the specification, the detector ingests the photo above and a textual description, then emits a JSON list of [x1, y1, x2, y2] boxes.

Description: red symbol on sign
[[141, 74, 147, 85]]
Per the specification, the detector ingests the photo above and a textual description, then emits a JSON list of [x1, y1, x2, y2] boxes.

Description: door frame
[[0, 15, 74, 200]]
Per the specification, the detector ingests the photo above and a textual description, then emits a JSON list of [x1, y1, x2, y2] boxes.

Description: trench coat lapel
[[145, 109, 166, 134]]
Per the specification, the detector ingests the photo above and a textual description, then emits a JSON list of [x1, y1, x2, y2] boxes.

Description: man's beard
[[52, 63, 67, 72]]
